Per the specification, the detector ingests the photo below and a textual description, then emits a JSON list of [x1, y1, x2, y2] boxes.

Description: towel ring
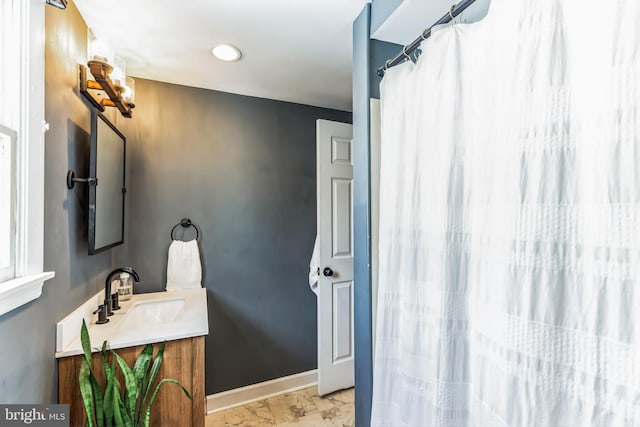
[[171, 218, 199, 241]]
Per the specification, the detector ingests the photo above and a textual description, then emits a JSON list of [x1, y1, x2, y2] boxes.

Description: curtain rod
[[377, 0, 479, 77]]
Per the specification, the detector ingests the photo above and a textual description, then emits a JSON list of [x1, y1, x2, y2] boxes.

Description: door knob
[[323, 267, 334, 277]]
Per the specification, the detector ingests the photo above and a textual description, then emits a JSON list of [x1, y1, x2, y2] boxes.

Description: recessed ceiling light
[[211, 44, 242, 62]]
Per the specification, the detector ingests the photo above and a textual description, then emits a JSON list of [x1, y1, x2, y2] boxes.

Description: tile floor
[[205, 386, 354, 427]]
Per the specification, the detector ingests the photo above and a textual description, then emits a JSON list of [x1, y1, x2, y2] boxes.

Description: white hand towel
[[166, 239, 202, 291], [308, 236, 319, 295]]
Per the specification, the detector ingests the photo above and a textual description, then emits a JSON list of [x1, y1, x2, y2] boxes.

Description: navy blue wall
[[121, 79, 351, 395]]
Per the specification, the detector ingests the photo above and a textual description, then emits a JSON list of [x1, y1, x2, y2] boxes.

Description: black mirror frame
[[88, 111, 126, 255]]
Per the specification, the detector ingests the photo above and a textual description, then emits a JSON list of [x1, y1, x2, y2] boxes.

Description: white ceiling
[[73, 0, 369, 112]]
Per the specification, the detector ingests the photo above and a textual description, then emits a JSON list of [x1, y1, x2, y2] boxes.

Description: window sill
[[0, 271, 55, 317]]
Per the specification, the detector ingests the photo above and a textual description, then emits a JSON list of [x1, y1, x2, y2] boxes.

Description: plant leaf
[[89, 374, 104, 427], [132, 344, 153, 390], [142, 379, 192, 427], [79, 358, 96, 427], [113, 380, 133, 427], [143, 342, 165, 404], [91, 340, 111, 426], [113, 351, 138, 420], [80, 319, 93, 366], [113, 397, 123, 427], [102, 356, 116, 426], [132, 344, 153, 424], [100, 342, 112, 381]]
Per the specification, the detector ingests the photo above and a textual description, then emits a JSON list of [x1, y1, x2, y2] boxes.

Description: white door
[[316, 119, 354, 396]]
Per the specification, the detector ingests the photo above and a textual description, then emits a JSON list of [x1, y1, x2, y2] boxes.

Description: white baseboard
[[206, 370, 317, 415]]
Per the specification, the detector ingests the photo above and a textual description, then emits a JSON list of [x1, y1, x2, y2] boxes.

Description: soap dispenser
[[118, 272, 134, 301]]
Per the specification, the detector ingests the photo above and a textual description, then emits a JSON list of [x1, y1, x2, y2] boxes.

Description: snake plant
[[78, 319, 192, 427]]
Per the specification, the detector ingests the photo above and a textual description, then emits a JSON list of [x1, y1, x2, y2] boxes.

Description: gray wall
[[353, 3, 402, 424], [370, 40, 401, 98], [353, 7, 373, 425], [0, 3, 125, 403], [371, 0, 405, 36], [120, 79, 351, 394]]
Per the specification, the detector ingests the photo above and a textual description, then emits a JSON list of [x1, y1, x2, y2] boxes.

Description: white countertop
[[56, 288, 208, 358]]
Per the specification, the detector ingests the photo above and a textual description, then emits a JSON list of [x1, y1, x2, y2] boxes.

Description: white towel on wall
[[166, 239, 202, 291]]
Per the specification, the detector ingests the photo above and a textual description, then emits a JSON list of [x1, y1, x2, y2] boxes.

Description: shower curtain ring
[[449, 5, 456, 24], [402, 46, 410, 62]]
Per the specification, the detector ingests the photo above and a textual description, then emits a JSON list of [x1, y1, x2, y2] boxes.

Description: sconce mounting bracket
[[66, 170, 98, 189]]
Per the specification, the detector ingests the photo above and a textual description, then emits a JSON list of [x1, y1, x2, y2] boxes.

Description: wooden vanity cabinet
[[58, 336, 205, 427]]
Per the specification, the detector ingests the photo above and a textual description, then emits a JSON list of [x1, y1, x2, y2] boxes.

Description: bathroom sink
[[117, 297, 185, 329], [56, 288, 208, 358]]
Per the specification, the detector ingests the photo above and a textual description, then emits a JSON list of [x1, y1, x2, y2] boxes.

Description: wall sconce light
[[79, 63, 135, 118], [79, 36, 135, 118], [45, 0, 68, 9]]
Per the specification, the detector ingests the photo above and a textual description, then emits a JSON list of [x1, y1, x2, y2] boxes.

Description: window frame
[[0, 124, 17, 282], [0, 0, 54, 317]]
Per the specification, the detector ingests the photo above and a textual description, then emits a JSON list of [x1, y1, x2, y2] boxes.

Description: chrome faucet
[[104, 267, 140, 316]]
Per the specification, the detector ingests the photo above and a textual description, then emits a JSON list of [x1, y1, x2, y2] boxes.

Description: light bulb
[[211, 44, 242, 62]]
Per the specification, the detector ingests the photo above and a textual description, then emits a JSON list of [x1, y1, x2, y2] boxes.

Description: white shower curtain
[[372, 0, 640, 426]]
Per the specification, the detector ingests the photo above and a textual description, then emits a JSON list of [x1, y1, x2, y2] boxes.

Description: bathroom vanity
[[56, 288, 208, 427]]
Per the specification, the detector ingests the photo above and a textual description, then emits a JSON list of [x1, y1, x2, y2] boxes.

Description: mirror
[[88, 112, 125, 254]]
